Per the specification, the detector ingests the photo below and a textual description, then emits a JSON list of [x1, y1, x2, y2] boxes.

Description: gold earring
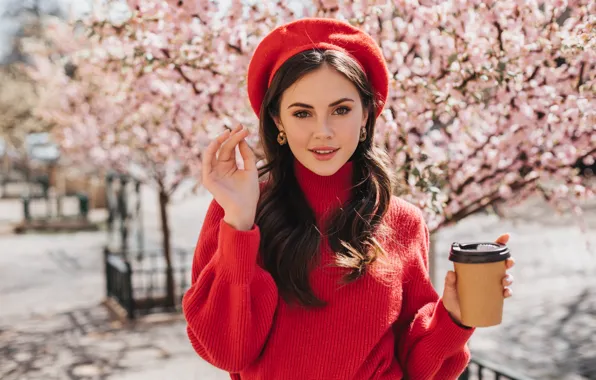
[[359, 127, 367, 142], [277, 130, 287, 145]]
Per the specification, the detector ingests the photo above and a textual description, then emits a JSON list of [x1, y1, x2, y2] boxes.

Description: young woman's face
[[274, 64, 368, 176]]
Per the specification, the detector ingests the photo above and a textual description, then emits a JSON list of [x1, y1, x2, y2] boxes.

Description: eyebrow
[[287, 98, 354, 109]]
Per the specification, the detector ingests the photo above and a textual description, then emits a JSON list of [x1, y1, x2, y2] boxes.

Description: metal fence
[[461, 356, 535, 380], [103, 246, 191, 319], [104, 248, 134, 318]]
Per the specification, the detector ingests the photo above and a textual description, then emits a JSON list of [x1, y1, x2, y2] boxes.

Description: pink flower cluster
[[24, 0, 594, 231]]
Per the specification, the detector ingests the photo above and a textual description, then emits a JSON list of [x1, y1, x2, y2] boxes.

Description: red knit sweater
[[182, 159, 474, 380]]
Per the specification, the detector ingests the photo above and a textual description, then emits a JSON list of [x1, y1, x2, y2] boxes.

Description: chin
[[304, 158, 346, 177], [311, 167, 339, 176]]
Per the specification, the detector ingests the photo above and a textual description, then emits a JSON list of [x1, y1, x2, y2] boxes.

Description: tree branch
[[438, 146, 596, 231], [227, 43, 242, 54], [436, 177, 539, 232], [161, 48, 201, 95], [577, 61, 585, 90], [493, 20, 505, 54]]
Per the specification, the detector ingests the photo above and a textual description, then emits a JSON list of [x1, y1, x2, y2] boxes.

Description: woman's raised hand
[[202, 125, 259, 231]]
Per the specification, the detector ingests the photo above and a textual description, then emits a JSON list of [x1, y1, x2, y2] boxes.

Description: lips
[[309, 147, 339, 161], [309, 147, 339, 154]]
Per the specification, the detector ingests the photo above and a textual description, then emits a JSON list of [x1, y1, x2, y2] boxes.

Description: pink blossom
[[23, 0, 595, 233]]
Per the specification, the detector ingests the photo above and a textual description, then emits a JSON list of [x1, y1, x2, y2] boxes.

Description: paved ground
[[0, 306, 229, 380], [0, 186, 230, 380], [0, 186, 595, 379]]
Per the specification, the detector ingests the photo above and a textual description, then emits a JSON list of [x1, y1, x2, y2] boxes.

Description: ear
[[272, 115, 283, 131], [361, 108, 369, 126]]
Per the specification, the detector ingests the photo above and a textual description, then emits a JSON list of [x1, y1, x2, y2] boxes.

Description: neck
[[293, 158, 354, 221]]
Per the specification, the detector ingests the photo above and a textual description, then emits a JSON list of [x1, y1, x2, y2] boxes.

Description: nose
[[312, 117, 333, 140]]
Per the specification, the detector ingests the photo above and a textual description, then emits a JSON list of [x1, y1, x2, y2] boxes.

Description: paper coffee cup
[[449, 242, 511, 327]]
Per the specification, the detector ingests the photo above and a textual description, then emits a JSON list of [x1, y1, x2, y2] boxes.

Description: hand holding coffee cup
[[442, 233, 515, 328]]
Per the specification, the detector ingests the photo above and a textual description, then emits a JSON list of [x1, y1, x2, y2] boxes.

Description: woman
[[182, 18, 515, 380]]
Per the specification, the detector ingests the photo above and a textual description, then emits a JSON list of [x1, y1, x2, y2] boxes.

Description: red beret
[[247, 18, 389, 119]]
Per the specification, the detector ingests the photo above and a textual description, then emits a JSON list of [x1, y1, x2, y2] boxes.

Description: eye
[[334, 106, 351, 115], [293, 110, 310, 119]]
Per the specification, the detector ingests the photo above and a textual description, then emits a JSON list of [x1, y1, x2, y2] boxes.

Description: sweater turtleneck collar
[[293, 158, 354, 220]]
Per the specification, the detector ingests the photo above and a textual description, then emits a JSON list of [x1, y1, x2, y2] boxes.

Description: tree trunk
[[429, 231, 438, 287], [158, 189, 175, 308]]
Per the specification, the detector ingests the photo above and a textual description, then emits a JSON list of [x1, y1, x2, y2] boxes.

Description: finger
[[506, 257, 515, 269], [215, 125, 242, 160], [218, 126, 248, 162], [504, 287, 513, 298], [444, 271, 457, 287], [502, 274, 513, 287], [238, 139, 256, 171], [495, 233, 510, 245], [216, 127, 241, 161], [202, 130, 231, 181]]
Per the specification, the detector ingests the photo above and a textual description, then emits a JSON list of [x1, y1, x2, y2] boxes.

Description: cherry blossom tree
[[314, 0, 595, 232], [24, 0, 595, 296], [23, 0, 299, 307], [1, 16, 56, 180], [318, 0, 595, 279], [0, 67, 51, 152]]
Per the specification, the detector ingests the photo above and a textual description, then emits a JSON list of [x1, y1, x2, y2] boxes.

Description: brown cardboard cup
[[449, 242, 510, 328]]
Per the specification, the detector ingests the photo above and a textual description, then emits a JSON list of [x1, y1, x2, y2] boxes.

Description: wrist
[[447, 311, 472, 330], [441, 300, 472, 329], [223, 213, 255, 231]]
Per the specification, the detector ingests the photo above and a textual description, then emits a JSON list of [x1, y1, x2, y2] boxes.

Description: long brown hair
[[255, 49, 393, 307]]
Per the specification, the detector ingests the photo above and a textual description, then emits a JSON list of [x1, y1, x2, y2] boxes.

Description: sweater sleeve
[[393, 213, 475, 380], [182, 198, 278, 373]]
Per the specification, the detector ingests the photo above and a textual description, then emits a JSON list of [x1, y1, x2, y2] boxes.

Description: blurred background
[[0, 0, 594, 379]]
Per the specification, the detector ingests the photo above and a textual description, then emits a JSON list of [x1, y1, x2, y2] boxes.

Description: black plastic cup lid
[[449, 242, 510, 264]]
